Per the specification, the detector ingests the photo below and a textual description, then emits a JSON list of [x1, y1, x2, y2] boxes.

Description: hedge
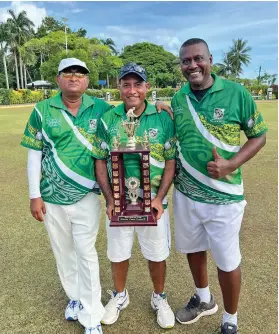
[[0, 89, 59, 105], [1, 87, 275, 105], [0, 87, 180, 105]]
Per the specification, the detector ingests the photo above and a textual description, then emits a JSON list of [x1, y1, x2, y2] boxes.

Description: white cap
[[58, 58, 90, 73]]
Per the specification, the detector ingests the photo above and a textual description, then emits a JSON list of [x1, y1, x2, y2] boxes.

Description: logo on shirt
[[35, 131, 42, 140], [47, 118, 60, 127], [89, 119, 97, 130], [213, 108, 225, 120], [173, 106, 184, 115], [247, 118, 255, 128], [149, 128, 158, 139]]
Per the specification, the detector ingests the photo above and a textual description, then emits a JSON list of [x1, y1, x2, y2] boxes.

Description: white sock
[[153, 291, 165, 298], [222, 311, 237, 326], [196, 286, 211, 303], [115, 290, 126, 297]]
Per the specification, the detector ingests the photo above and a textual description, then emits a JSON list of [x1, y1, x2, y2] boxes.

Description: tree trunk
[[3, 52, 9, 89], [14, 50, 20, 90], [19, 53, 24, 89], [24, 64, 27, 88], [107, 73, 109, 88], [40, 52, 43, 80], [26, 67, 33, 82]]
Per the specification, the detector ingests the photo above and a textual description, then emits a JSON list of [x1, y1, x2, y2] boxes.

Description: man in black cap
[[94, 62, 176, 329]]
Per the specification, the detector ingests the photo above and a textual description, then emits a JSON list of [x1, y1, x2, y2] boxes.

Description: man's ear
[[146, 82, 150, 89], [85, 76, 89, 89], [56, 75, 60, 85]]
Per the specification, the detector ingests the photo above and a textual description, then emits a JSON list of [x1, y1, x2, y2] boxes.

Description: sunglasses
[[120, 64, 146, 75], [61, 72, 87, 79]]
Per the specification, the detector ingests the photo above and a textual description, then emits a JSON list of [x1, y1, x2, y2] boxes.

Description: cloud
[[71, 8, 84, 14], [0, 1, 47, 29]]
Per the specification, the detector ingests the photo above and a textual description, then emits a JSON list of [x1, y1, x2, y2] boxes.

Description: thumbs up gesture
[[207, 147, 234, 179]]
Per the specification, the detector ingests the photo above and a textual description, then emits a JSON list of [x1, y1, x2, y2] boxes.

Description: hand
[[207, 147, 236, 179], [30, 197, 46, 222], [151, 197, 164, 221], [155, 101, 174, 120], [107, 200, 115, 220]]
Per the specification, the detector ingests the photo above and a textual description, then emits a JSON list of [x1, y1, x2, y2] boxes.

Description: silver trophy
[[125, 177, 140, 205], [122, 107, 140, 149]]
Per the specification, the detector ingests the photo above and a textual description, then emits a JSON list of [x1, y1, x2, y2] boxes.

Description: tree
[[74, 28, 87, 38], [0, 23, 10, 89], [259, 72, 277, 85], [120, 42, 179, 87], [36, 16, 64, 38], [6, 9, 35, 88], [214, 52, 235, 78], [214, 39, 251, 78], [100, 38, 118, 55], [227, 38, 251, 77]]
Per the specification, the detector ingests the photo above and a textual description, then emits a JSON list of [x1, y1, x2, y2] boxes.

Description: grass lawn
[[0, 101, 277, 334]]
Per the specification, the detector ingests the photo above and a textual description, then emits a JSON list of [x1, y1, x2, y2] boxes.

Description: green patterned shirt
[[172, 73, 268, 204], [93, 101, 176, 205], [21, 93, 112, 205]]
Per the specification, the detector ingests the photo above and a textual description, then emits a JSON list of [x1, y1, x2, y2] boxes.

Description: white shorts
[[106, 209, 171, 262], [173, 188, 247, 272]]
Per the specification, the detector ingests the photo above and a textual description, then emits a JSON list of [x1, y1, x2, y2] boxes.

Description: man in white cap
[[20, 58, 112, 334]]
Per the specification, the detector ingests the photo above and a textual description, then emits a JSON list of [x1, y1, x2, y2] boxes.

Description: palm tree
[[0, 23, 10, 89], [100, 38, 118, 55], [227, 38, 251, 77], [6, 9, 34, 88], [269, 74, 277, 85], [214, 52, 234, 78]]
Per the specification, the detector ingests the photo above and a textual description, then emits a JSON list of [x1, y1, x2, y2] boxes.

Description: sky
[[0, 0, 278, 80]]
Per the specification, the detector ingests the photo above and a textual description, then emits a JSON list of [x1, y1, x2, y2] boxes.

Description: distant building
[[26, 81, 52, 89]]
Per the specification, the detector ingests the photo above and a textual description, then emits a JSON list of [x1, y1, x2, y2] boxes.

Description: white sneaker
[[65, 299, 80, 321], [151, 292, 175, 329], [84, 324, 103, 334], [101, 289, 129, 325]]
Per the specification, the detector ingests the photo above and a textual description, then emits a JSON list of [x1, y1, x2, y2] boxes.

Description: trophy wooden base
[[110, 201, 157, 227]]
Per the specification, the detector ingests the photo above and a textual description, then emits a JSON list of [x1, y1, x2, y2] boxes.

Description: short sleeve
[[162, 113, 177, 160], [20, 106, 43, 151], [92, 117, 109, 159], [241, 90, 268, 138]]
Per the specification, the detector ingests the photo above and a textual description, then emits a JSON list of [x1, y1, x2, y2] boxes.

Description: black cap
[[119, 62, 147, 81]]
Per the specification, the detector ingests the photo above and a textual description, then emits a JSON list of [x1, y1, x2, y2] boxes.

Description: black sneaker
[[221, 322, 238, 334], [176, 293, 218, 324]]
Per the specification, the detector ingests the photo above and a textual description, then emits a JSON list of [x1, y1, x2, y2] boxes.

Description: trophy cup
[[110, 107, 157, 227]]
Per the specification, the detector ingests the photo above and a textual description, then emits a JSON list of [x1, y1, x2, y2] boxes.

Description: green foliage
[[100, 38, 118, 55], [0, 88, 53, 104], [36, 16, 65, 38], [214, 39, 251, 78], [86, 89, 120, 100], [0, 88, 11, 104], [0, 87, 179, 104], [146, 87, 176, 99], [74, 28, 87, 38], [120, 42, 182, 87]]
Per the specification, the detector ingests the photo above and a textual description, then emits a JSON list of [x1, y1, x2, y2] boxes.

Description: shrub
[[0, 88, 12, 105], [9, 90, 23, 104]]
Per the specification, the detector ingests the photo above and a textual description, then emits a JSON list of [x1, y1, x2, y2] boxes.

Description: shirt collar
[[180, 73, 224, 96], [49, 92, 94, 114], [114, 100, 157, 117]]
